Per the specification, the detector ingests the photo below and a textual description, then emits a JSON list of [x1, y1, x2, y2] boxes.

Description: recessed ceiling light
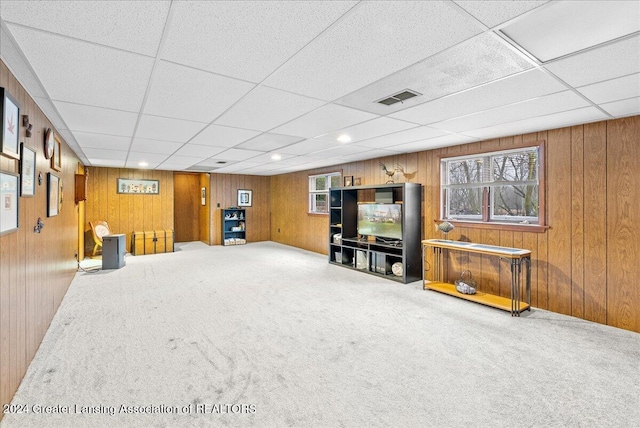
[[271, 154, 282, 161], [138, 162, 149, 167], [337, 134, 352, 143]]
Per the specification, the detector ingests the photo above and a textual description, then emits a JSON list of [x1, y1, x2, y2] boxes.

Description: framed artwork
[[344, 176, 353, 187], [0, 171, 19, 235], [117, 178, 159, 194], [238, 189, 252, 207], [1, 88, 20, 160], [47, 173, 60, 217], [19, 143, 36, 196], [201, 187, 206, 206], [354, 177, 362, 186], [51, 136, 62, 171]]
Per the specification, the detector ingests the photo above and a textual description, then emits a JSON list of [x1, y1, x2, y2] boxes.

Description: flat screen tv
[[357, 203, 402, 241]]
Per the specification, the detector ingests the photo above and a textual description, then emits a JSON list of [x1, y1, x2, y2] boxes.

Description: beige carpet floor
[[2, 241, 639, 428]]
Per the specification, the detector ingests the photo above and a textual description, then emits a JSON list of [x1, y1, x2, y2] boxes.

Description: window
[[441, 144, 544, 228], [309, 172, 341, 214]]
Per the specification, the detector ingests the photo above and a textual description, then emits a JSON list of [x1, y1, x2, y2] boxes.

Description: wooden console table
[[422, 239, 531, 316]]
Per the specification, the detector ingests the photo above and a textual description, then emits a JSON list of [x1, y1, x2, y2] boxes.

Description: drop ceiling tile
[[87, 158, 125, 168], [544, 35, 640, 87], [356, 126, 449, 149], [316, 117, 417, 143], [34, 97, 67, 129], [144, 61, 255, 123], [54, 101, 138, 136], [125, 160, 161, 169], [136, 115, 207, 143], [130, 138, 182, 155], [453, 0, 549, 28], [388, 134, 478, 153], [127, 152, 170, 163], [390, 68, 568, 125], [1, 26, 47, 98], [73, 132, 132, 151], [215, 86, 325, 131], [236, 133, 303, 151], [335, 32, 534, 115], [600, 97, 640, 117], [212, 161, 261, 172], [162, 1, 356, 82], [431, 91, 591, 133], [500, 1, 640, 62], [196, 158, 238, 168], [189, 124, 261, 148], [214, 148, 264, 161], [464, 107, 608, 139], [330, 148, 403, 163], [83, 148, 128, 160], [271, 104, 378, 138], [272, 156, 321, 167], [6, 24, 154, 111], [173, 144, 227, 158], [278, 139, 341, 156], [163, 155, 205, 166], [0, 1, 170, 56], [263, 1, 481, 100], [578, 73, 640, 104]]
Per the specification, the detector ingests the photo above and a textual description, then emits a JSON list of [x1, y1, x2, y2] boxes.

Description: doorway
[[173, 172, 201, 242]]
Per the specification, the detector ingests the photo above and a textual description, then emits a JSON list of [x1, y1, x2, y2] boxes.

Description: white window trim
[[309, 172, 341, 214]]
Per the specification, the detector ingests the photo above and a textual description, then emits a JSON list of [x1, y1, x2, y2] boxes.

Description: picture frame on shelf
[[19, 143, 36, 196], [344, 176, 353, 187], [237, 189, 252, 207], [1, 88, 20, 160], [51, 136, 62, 171], [117, 178, 159, 194], [0, 171, 19, 235], [47, 172, 60, 217], [354, 177, 362, 186]]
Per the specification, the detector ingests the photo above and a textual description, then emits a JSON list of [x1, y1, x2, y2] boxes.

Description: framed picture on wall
[[20, 143, 36, 196], [0, 171, 19, 235], [51, 136, 62, 171], [1, 88, 20, 160], [201, 187, 206, 206], [47, 173, 60, 217], [117, 178, 159, 194], [238, 189, 252, 207]]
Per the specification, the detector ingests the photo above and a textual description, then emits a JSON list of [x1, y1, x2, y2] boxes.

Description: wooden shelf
[[424, 281, 529, 313]]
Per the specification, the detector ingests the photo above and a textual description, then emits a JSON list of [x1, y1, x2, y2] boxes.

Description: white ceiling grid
[[0, 0, 638, 176]]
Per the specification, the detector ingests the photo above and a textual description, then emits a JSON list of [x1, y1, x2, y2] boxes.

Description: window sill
[[436, 219, 549, 233], [308, 212, 329, 217]]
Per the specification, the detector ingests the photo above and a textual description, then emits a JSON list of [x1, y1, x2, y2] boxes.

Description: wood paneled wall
[[85, 167, 174, 252], [270, 116, 640, 333], [1, 60, 80, 417], [209, 173, 270, 245]]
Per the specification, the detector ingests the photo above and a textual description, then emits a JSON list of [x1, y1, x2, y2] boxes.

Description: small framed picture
[[344, 176, 353, 187], [238, 189, 252, 207], [354, 177, 361, 186], [47, 173, 60, 217], [51, 136, 62, 171], [0, 171, 19, 235], [20, 143, 36, 196], [201, 187, 206, 206], [1, 88, 20, 160]]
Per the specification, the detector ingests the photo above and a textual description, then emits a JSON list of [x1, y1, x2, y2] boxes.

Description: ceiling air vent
[[376, 89, 421, 106]]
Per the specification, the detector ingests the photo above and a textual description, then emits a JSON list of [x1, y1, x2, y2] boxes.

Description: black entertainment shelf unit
[[328, 182, 422, 283]]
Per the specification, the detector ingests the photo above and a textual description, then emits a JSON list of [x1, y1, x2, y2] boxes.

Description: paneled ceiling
[[1, 1, 638, 175]]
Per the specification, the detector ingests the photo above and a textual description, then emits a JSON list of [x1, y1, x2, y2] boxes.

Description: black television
[[357, 203, 403, 241]]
